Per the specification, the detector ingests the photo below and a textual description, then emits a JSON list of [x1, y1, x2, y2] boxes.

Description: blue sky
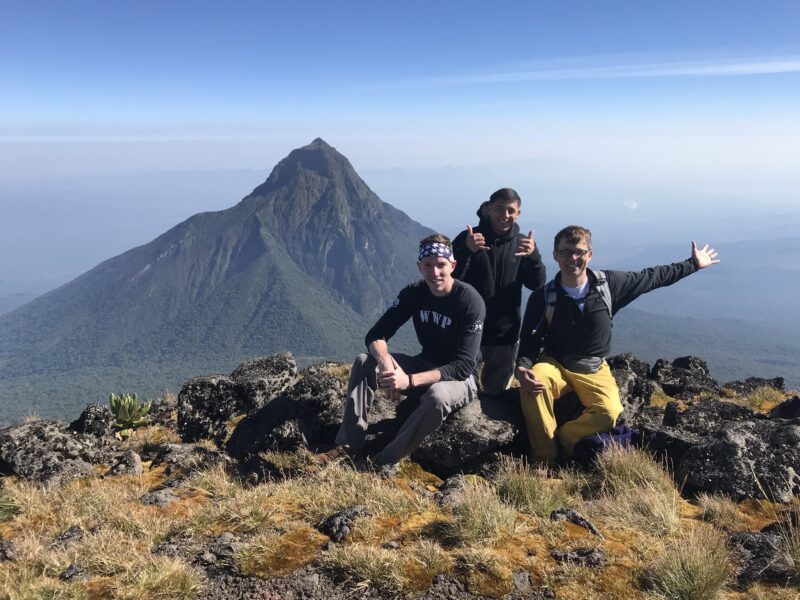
[[3, 1, 800, 168], [1, 0, 799, 277]]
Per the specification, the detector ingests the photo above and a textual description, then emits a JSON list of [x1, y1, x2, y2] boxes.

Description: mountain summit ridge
[[0, 139, 432, 419]]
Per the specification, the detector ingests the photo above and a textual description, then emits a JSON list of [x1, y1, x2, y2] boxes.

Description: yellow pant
[[519, 356, 624, 461]]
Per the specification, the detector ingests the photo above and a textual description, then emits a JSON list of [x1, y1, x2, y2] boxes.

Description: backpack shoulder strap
[[531, 279, 558, 335], [593, 270, 613, 319]]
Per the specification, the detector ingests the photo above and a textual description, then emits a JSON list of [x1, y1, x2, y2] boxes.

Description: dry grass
[[774, 500, 800, 584], [275, 461, 431, 522], [122, 424, 182, 455], [592, 445, 676, 499], [590, 481, 681, 537], [188, 482, 285, 535], [402, 540, 454, 590], [237, 523, 328, 578], [642, 523, 731, 599], [719, 385, 786, 412], [696, 493, 741, 529], [446, 479, 519, 545], [455, 546, 514, 598], [325, 543, 409, 593], [495, 455, 575, 517]]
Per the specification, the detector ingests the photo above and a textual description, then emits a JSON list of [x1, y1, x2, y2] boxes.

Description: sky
[[1, 1, 800, 285]]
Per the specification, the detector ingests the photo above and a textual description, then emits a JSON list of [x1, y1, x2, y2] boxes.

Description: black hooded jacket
[[452, 206, 546, 345]]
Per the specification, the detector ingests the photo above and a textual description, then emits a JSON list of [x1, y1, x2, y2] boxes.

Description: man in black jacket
[[453, 188, 546, 395], [515, 225, 720, 464], [332, 234, 486, 467]]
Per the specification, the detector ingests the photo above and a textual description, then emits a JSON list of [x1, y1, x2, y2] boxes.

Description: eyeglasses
[[556, 248, 590, 259]]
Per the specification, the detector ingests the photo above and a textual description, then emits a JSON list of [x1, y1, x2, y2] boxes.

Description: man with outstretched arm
[[452, 188, 546, 395], [515, 225, 720, 465], [330, 234, 486, 469]]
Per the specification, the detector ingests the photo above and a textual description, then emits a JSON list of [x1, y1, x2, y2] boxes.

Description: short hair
[[419, 233, 452, 250], [488, 188, 521, 205], [554, 225, 592, 251]]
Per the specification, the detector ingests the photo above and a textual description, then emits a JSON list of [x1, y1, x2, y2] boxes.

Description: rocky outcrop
[[638, 398, 800, 501], [413, 390, 521, 475], [177, 353, 298, 443], [0, 419, 118, 488], [68, 403, 116, 437], [650, 356, 718, 399], [226, 371, 342, 461]]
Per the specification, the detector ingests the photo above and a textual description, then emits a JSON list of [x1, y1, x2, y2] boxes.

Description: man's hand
[[515, 366, 545, 394], [691, 241, 720, 269], [376, 354, 397, 375], [515, 230, 535, 257], [377, 364, 410, 401], [465, 225, 489, 253]]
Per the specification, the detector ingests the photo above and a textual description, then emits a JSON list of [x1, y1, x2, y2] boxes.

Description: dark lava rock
[[177, 374, 239, 443], [413, 390, 521, 476], [608, 352, 656, 418], [728, 530, 793, 587], [147, 396, 178, 427], [639, 398, 800, 501], [316, 505, 370, 542], [0, 419, 117, 488], [549, 547, 605, 568], [59, 563, 89, 582], [69, 403, 116, 437], [550, 508, 603, 538], [769, 396, 800, 419], [226, 372, 342, 461], [106, 449, 144, 477], [49, 525, 84, 550], [178, 354, 299, 444], [150, 443, 231, 483], [140, 488, 179, 507], [650, 356, 718, 399], [435, 474, 468, 509], [231, 353, 298, 410], [0, 536, 16, 561]]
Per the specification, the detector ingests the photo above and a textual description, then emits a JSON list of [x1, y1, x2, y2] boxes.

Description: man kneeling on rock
[[329, 234, 486, 470], [515, 225, 720, 466]]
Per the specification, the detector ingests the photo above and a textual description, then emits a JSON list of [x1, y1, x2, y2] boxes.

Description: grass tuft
[[775, 500, 800, 583], [643, 524, 731, 599], [696, 493, 740, 529], [591, 480, 680, 537], [237, 524, 328, 578], [495, 455, 574, 517], [325, 543, 408, 593], [446, 479, 518, 545], [593, 445, 675, 498], [720, 385, 786, 412]]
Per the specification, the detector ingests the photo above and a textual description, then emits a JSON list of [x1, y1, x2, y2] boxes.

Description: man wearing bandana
[[330, 234, 486, 468]]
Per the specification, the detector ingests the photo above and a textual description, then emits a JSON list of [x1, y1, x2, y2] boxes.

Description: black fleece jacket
[[365, 280, 486, 380], [516, 260, 699, 370], [452, 209, 546, 346]]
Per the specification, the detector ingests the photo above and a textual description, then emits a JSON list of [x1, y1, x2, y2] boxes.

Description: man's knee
[[420, 383, 468, 417]]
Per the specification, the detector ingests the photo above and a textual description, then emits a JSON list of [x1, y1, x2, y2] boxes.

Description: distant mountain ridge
[[0, 139, 431, 419]]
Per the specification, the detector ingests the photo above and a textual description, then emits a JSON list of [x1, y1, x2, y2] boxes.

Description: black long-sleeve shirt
[[365, 280, 486, 380], [516, 260, 698, 369], [452, 216, 546, 345]]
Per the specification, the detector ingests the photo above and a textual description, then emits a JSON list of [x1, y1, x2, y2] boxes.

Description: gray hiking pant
[[479, 342, 519, 396], [335, 353, 477, 464]]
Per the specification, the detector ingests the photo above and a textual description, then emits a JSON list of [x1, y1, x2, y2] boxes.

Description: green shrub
[[109, 392, 151, 434]]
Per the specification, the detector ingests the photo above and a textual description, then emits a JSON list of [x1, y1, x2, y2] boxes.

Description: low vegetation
[[642, 524, 731, 600], [1, 421, 798, 598]]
